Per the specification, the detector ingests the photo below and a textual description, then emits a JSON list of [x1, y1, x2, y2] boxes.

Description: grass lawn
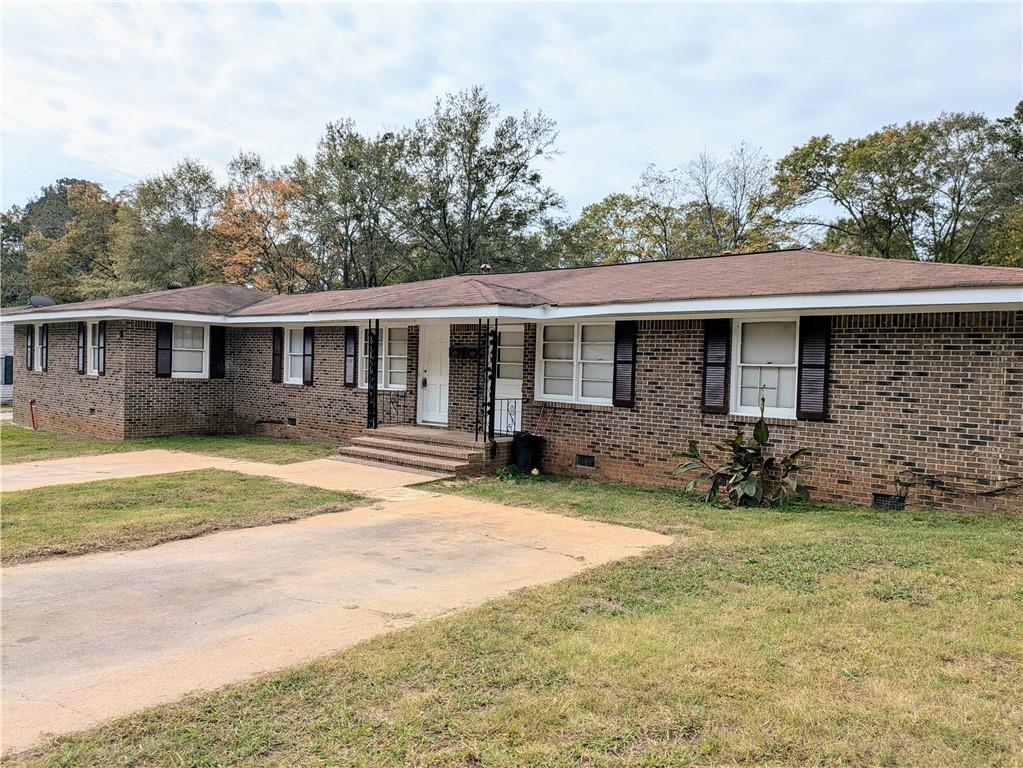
[[0, 422, 336, 465], [10, 477, 1023, 767], [1, 469, 362, 564]]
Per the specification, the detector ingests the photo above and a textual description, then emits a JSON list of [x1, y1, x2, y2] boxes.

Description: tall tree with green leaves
[[392, 86, 562, 277]]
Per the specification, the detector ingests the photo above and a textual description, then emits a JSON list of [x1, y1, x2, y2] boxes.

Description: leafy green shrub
[[675, 408, 810, 506]]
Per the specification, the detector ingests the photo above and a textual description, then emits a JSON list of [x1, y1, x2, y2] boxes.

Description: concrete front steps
[[336, 425, 508, 475]]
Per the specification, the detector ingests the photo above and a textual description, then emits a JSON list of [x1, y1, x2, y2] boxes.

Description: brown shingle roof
[[7, 250, 1023, 319]]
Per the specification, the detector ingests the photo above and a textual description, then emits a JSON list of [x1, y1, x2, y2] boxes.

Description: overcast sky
[[3, 2, 1020, 214]]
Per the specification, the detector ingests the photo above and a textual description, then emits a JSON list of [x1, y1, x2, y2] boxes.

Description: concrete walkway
[[2, 490, 670, 752], [1, 449, 441, 495]]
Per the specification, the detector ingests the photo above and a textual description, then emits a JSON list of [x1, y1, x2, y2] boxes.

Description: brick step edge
[[337, 445, 473, 474], [349, 436, 484, 462]]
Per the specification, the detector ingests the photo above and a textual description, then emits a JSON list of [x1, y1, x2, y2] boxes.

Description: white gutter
[[1, 286, 1020, 325]]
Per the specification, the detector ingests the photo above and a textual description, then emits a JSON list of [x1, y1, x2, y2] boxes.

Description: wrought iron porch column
[[486, 318, 499, 457], [366, 319, 379, 429]]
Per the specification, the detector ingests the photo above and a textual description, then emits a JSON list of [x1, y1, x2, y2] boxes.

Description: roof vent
[[166, 281, 184, 290], [479, 263, 492, 274], [27, 295, 55, 307]]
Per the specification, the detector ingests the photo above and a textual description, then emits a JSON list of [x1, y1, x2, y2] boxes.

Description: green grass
[[0, 422, 335, 465], [1, 469, 362, 564], [10, 477, 1023, 767]]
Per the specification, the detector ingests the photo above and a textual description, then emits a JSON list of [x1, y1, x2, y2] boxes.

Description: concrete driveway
[[2, 490, 670, 752]]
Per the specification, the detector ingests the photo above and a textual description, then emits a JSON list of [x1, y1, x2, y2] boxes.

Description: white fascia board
[[2, 286, 1019, 325]]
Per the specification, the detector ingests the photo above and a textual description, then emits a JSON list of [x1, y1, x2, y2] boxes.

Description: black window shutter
[[77, 322, 86, 374], [344, 326, 358, 388], [612, 320, 638, 407], [39, 324, 48, 372], [97, 321, 107, 376], [271, 327, 283, 383], [25, 325, 34, 369], [209, 326, 226, 379], [303, 327, 315, 386], [155, 322, 173, 378], [2, 356, 12, 386], [797, 316, 831, 420], [701, 319, 731, 414]]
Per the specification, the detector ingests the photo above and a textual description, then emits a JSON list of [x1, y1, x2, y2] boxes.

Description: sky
[[2, 2, 1021, 215]]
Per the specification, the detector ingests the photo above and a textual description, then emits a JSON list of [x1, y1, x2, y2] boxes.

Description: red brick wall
[[519, 312, 1022, 513]]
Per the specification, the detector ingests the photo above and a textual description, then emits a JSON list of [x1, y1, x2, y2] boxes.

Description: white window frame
[[358, 324, 408, 392], [731, 317, 800, 420], [496, 325, 524, 384], [283, 326, 306, 385], [33, 323, 45, 371], [86, 321, 101, 376], [170, 322, 209, 379], [533, 321, 614, 406]]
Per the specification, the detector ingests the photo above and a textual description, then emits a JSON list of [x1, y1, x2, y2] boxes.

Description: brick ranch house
[[4, 249, 1022, 512]]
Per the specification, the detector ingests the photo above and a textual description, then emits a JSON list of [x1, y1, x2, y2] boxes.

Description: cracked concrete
[[1, 489, 670, 752]]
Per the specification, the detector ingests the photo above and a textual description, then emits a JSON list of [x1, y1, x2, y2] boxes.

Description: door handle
[[421, 377, 428, 388]]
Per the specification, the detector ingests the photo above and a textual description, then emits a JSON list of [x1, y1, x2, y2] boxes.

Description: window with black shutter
[[77, 322, 87, 374], [612, 320, 637, 407], [302, 327, 315, 386], [155, 322, 173, 377], [96, 321, 107, 376], [25, 325, 34, 369], [344, 326, 358, 387], [3, 356, 13, 385], [796, 316, 831, 420], [271, 327, 284, 383], [701, 319, 731, 414], [39, 324, 48, 372], [209, 326, 226, 379]]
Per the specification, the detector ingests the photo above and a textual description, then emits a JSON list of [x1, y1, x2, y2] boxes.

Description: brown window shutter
[[77, 322, 86, 374], [797, 316, 831, 420], [271, 327, 283, 383], [39, 324, 48, 372], [25, 325, 34, 369], [612, 320, 638, 407], [302, 327, 315, 386], [155, 322, 173, 377], [344, 326, 358, 387], [701, 319, 731, 414], [209, 326, 226, 379], [97, 321, 107, 376]]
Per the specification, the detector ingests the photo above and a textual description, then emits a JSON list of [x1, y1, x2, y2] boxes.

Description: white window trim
[[730, 317, 800, 420], [283, 326, 306, 385], [533, 321, 614, 406], [86, 321, 100, 376], [358, 324, 408, 392], [33, 323, 45, 371], [170, 322, 209, 379]]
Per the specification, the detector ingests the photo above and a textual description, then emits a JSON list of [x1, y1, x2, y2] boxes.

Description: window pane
[[741, 322, 796, 365], [288, 355, 303, 381], [581, 362, 612, 382], [544, 360, 573, 379], [777, 367, 796, 409], [581, 342, 613, 361], [388, 370, 405, 387], [543, 342, 573, 360], [543, 325, 574, 343], [389, 327, 407, 343], [543, 377, 573, 396], [498, 346, 523, 364], [581, 325, 613, 343], [91, 347, 100, 371], [581, 379, 612, 399], [289, 329, 304, 354], [173, 350, 204, 373], [498, 362, 523, 380], [174, 325, 204, 349], [499, 329, 524, 347]]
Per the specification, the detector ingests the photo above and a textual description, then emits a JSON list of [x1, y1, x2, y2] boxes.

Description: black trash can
[[511, 431, 545, 473]]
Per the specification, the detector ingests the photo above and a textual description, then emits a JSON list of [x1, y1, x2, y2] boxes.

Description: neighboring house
[[3, 249, 1022, 512], [0, 322, 14, 403]]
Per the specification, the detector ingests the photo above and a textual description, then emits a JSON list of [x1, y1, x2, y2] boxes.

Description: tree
[[24, 181, 121, 301], [774, 109, 1021, 262], [1, 208, 31, 305], [564, 194, 650, 265], [212, 153, 314, 293], [293, 120, 408, 289], [392, 86, 562, 277], [111, 159, 223, 294]]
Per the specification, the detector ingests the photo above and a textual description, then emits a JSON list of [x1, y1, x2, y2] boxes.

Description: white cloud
[[2, 2, 1020, 212]]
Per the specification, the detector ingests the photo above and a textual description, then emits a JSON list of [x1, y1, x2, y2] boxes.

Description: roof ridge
[[803, 249, 1023, 272]]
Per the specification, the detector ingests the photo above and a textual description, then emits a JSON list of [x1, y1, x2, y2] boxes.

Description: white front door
[[418, 324, 449, 425]]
